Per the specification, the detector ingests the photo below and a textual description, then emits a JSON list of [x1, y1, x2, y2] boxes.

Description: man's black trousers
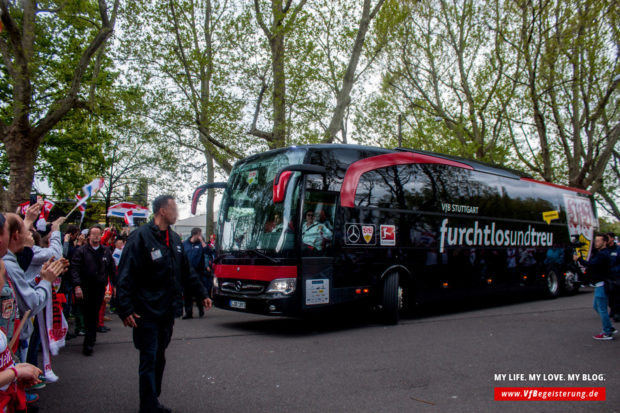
[[133, 316, 174, 413], [608, 280, 620, 319], [82, 284, 106, 352]]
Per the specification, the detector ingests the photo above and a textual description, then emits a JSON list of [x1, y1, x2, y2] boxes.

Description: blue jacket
[[608, 243, 620, 279], [183, 238, 207, 273], [578, 248, 611, 284]]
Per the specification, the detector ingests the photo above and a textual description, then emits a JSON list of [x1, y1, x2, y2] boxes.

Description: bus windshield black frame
[[217, 148, 307, 258]]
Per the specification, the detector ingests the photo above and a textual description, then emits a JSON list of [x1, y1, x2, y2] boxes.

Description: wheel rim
[[398, 285, 403, 310], [547, 272, 559, 295], [564, 271, 577, 291]]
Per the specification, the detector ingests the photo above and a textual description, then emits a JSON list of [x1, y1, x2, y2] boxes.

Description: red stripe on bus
[[521, 178, 591, 195], [340, 152, 473, 208], [214, 265, 297, 281]]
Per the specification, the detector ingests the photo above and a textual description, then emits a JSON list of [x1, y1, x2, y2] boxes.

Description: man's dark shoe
[[182, 314, 192, 319], [82, 346, 93, 356], [97, 326, 110, 333]]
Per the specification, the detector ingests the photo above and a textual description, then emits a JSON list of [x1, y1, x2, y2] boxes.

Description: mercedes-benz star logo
[[347, 225, 360, 243], [235, 281, 243, 292]]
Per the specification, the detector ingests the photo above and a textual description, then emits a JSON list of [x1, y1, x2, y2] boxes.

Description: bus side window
[[302, 191, 336, 256]]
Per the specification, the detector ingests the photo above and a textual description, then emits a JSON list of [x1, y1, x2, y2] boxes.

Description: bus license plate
[[230, 300, 246, 310]]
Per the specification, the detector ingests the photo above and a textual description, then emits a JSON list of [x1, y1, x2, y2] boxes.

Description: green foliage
[[119, 0, 252, 170], [356, 0, 516, 163], [0, 1, 107, 123], [599, 218, 620, 235], [37, 110, 110, 196]]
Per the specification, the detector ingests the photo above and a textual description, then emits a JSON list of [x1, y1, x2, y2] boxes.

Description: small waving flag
[[124, 210, 134, 227], [75, 195, 86, 224], [19, 199, 55, 220], [76, 177, 104, 208]]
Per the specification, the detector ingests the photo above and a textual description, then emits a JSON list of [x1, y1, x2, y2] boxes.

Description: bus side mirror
[[273, 165, 327, 203], [191, 182, 227, 215]]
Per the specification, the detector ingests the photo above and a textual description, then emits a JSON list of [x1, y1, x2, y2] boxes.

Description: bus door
[[299, 187, 338, 310]]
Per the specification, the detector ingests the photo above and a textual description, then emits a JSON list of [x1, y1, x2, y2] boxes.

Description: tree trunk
[[270, 21, 286, 148], [322, 0, 385, 143], [3, 129, 37, 211], [0, 0, 118, 211]]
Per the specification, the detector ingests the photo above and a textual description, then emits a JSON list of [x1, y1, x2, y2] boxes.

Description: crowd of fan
[[0, 201, 132, 411], [0, 198, 217, 412]]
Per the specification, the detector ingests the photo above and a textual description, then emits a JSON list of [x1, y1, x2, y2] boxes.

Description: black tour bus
[[192, 144, 597, 323]]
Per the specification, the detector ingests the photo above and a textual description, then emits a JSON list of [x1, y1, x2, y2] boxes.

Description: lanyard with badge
[[151, 229, 170, 261]]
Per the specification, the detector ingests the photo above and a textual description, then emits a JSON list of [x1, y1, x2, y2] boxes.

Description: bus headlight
[[266, 278, 296, 296]]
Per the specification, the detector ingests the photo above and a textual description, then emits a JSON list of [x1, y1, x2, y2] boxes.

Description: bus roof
[[394, 148, 532, 179], [235, 144, 591, 196]]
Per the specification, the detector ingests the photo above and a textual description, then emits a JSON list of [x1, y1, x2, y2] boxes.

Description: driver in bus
[[265, 213, 283, 233], [302, 210, 332, 251]]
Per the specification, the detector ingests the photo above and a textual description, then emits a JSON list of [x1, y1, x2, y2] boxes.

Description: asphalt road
[[36, 289, 619, 413]]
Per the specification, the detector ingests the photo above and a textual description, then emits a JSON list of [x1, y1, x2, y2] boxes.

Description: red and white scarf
[[36, 278, 67, 382]]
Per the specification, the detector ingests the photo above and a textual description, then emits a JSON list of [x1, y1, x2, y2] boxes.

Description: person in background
[[71, 225, 116, 356], [574, 233, 616, 340], [0, 221, 43, 411], [182, 228, 209, 318], [2, 213, 67, 404], [62, 225, 80, 335], [112, 237, 126, 268], [24, 217, 65, 384], [606, 232, 620, 322]]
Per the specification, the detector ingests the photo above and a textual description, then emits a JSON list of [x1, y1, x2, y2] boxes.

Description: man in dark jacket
[[116, 195, 212, 413], [182, 227, 210, 319], [606, 232, 620, 321], [574, 233, 616, 340], [71, 225, 116, 355]]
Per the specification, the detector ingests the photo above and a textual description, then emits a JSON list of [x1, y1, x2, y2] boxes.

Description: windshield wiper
[[246, 249, 280, 264]]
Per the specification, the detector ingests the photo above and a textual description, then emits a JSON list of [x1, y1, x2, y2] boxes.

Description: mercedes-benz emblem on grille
[[235, 281, 243, 291]]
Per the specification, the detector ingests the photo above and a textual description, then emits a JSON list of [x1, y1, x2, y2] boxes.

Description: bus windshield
[[218, 148, 307, 256]]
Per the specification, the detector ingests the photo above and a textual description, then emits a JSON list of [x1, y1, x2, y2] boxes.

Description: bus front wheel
[[381, 272, 401, 325]]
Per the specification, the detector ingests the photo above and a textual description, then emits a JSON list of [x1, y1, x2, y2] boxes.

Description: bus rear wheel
[[545, 268, 560, 298], [561, 270, 581, 295], [381, 272, 401, 325]]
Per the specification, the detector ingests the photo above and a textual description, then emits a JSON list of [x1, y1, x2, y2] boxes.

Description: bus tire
[[561, 270, 581, 295], [381, 272, 400, 325], [545, 268, 560, 298]]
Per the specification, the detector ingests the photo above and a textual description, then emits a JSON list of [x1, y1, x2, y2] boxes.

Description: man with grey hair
[[117, 195, 212, 413]]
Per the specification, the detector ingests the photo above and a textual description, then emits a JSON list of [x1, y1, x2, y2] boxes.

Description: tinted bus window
[[499, 179, 557, 221], [308, 148, 387, 191], [355, 164, 503, 216]]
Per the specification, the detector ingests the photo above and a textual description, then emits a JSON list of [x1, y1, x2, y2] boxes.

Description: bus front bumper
[[213, 292, 299, 316]]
